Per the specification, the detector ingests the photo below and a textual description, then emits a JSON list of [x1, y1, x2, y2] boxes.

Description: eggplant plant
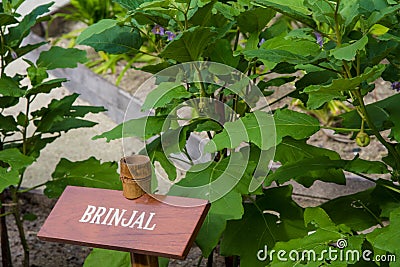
[[79, 0, 400, 266], [0, 1, 122, 266]]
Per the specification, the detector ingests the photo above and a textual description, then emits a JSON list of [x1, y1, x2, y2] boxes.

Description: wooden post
[[120, 155, 159, 267]]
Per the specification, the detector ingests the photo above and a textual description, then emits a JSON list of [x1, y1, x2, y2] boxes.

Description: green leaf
[[0, 168, 19, 193], [169, 154, 250, 256], [304, 64, 385, 109], [31, 94, 103, 134], [93, 116, 167, 142], [160, 26, 218, 62], [189, 1, 216, 27], [269, 207, 362, 266], [275, 138, 345, 187], [345, 157, 389, 174], [304, 0, 335, 27], [44, 157, 121, 198], [208, 39, 239, 68], [206, 109, 319, 152], [0, 76, 25, 97], [274, 109, 320, 144], [266, 156, 345, 187], [6, 3, 52, 47], [26, 64, 49, 86], [26, 78, 67, 97], [0, 113, 18, 133], [255, 0, 316, 28], [46, 118, 97, 133], [0, 148, 35, 171], [142, 82, 192, 111], [205, 110, 275, 152], [5, 42, 47, 65], [367, 207, 400, 262], [243, 49, 309, 65], [331, 35, 369, 61], [84, 248, 130, 267], [341, 93, 400, 139], [77, 19, 142, 54], [321, 186, 385, 231], [0, 13, 17, 26], [220, 186, 307, 267], [23, 213, 38, 221], [196, 191, 243, 257], [140, 136, 177, 181], [261, 35, 321, 57], [237, 7, 276, 33], [37, 47, 87, 70]]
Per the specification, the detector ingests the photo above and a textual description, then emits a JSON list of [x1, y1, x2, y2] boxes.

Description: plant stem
[[18, 182, 48, 194], [0, 27, 6, 77], [0, 192, 12, 267], [354, 90, 400, 169], [321, 125, 362, 132], [333, 0, 342, 46], [258, 90, 296, 110], [207, 250, 214, 267], [11, 188, 29, 267], [233, 28, 240, 51]]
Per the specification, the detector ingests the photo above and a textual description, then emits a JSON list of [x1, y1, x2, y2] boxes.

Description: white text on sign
[[78, 205, 156, 231]]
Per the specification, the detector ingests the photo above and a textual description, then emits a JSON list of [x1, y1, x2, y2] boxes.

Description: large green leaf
[[305, 0, 335, 27], [0, 168, 19, 193], [331, 35, 369, 61], [6, 3, 52, 47], [207, 39, 239, 68], [84, 249, 130, 267], [160, 26, 218, 62], [0, 148, 35, 171], [37, 47, 87, 70], [321, 185, 399, 231], [304, 64, 385, 109], [255, 0, 316, 28], [168, 154, 252, 256], [0, 113, 18, 133], [26, 78, 67, 97], [44, 157, 121, 198], [220, 186, 307, 267], [93, 116, 167, 142], [367, 207, 400, 266], [0, 13, 17, 26], [77, 19, 142, 54], [275, 138, 345, 187], [243, 49, 309, 65], [269, 207, 363, 266], [274, 109, 320, 145], [140, 136, 177, 181], [206, 109, 319, 152], [142, 82, 192, 111], [32, 94, 101, 134], [205, 110, 275, 152], [237, 7, 276, 33], [266, 156, 345, 187], [0, 76, 25, 97]]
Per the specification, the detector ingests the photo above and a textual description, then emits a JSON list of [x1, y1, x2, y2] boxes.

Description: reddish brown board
[[38, 186, 210, 259]]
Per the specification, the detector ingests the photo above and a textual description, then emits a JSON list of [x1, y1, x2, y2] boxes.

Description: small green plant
[[0, 2, 122, 266], [77, 0, 400, 266]]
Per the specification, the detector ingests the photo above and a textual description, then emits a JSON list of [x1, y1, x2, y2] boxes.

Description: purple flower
[[165, 31, 176, 41], [314, 31, 324, 48], [10, 50, 18, 59], [152, 25, 165, 36], [392, 81, 400, 91], [258, 38, 266, 47]]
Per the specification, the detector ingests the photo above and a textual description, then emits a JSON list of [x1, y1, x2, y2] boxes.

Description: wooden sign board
[[38, 186, 210, 259]]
